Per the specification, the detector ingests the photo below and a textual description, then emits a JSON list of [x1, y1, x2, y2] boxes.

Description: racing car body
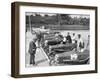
[[42, 31, 89, 66], [49, 43, 77, 53], [48, 43, 89, 65], [54, 49, 89, 65]]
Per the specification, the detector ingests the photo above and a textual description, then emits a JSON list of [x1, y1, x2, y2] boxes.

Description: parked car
[[49, 43, 77, 53], [44, 31, 63, 46], [42, 31, 89, 66], [49, 49, 89, 65], [43, 31, 63, 54]]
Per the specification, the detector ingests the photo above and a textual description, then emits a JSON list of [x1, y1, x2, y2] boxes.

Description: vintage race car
[[42, 32, 63, 54], [43, 31, 63, 46], [44, 36, 63, 46], [42, 31, 89, 65], [48, 43, 89, 65], [50, 49, 89, 65], [49, 43, 77, 53]]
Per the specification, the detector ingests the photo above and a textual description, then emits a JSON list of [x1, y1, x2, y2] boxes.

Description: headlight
[[71, 54, 78, 60], [54, 55, 59, 61]]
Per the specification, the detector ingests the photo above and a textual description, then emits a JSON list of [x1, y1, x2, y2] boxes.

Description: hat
[[32, 34, 37, 40]]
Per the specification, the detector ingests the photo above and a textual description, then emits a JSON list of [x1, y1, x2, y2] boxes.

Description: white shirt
[[63, 37, 66, 42], [77, 38, 84, 47], [77, 38, 85, 52], [72, 35, 76, 43]]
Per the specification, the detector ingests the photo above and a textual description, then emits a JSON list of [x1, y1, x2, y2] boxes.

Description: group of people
[[62, 32, 89, 52], [28, 31, 89, 66], [54, 32, 87, 52]]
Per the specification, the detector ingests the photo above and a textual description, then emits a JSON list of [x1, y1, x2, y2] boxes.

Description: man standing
[[66, 32, 72, 43], [28, 35, 37, 65], [72, 33, 76, 43], [86, 35, 90, 50], [77, 34, 85, 52], [37, 31, 44, 47], [63, 36, 67, 44]]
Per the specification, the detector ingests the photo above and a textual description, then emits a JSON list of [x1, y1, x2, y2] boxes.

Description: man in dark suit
[[28, 36, 37, 65], [66, 32, 72, 43]]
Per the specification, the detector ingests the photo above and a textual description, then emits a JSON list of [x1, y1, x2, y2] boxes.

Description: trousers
[[30, 54, 35, 65]]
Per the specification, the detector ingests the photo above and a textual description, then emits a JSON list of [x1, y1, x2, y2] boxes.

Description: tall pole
[[58, 14, 61, 25], [29, 15, 32, 32]]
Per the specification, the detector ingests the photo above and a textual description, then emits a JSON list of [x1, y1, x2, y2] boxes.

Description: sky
[[26, 12, 90, 18], [70, 14, 90, 18]]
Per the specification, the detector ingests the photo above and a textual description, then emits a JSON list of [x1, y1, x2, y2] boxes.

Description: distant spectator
[[86, 35, 90, 50], [66, 32, 72, 43], [72, 33, 76, 43]]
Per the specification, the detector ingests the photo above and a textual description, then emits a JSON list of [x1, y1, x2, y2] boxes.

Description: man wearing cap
[[28, 35, 37, 65]]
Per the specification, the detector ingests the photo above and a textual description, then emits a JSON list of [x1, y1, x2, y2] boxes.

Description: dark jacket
[[28, 41, 36, 54], [66, 35, 72, 43]]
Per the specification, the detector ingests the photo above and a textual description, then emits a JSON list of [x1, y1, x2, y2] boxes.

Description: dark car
[[49, 43, 77, 53], [48, 43, 89, 66], [42, 31, 89, 66], [49, 49, 89, 66], [43, 31, 63, 54], [54, 49, 89, 64], [44, 32, 63, 46]]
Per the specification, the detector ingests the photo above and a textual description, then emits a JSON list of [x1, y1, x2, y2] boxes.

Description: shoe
[[33, 64, 37, 66]]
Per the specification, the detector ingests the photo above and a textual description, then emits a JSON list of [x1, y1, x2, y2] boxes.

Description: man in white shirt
[[77, 34, 85, 52], [72, 33, 76, 43], [63, 36, 66, 44]]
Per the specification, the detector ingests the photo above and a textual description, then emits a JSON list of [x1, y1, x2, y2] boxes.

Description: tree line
[[26, 14, 90, 26]]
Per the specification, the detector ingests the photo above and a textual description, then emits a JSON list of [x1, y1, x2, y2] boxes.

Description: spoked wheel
[[49, 59, 57, 66]]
